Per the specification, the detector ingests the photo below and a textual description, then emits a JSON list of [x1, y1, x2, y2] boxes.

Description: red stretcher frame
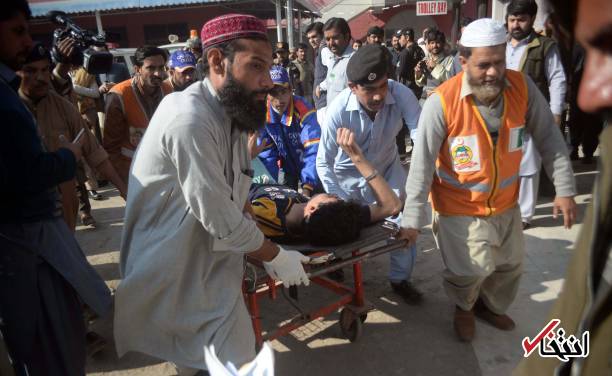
[[243, 221, 407, 346]]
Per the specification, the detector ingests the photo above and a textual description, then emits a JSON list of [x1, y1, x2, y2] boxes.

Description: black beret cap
[[367, 26, 384, 37], [346, 44, 389, 85], [25, 42, 51, 64]]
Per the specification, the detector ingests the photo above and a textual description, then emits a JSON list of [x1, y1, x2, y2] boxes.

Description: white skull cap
[[460, 18, 507, 47]]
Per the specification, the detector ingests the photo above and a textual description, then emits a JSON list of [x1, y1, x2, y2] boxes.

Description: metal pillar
[[95, 10, 104, 36], [450, 0, 461, 45], [477, 0, 488, 18], [297, 11, 303, 43], [286, 0, 294, 49], [276, 0, 283, 42]]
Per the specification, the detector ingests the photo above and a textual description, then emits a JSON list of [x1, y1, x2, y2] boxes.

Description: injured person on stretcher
[[248, 128, 404, 246]]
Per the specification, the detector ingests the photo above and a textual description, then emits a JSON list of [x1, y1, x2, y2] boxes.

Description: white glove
[[263, 247, 310, 287]]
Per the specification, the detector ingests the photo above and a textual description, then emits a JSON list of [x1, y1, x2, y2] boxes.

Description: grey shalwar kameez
[[114, 79, 265, 370]]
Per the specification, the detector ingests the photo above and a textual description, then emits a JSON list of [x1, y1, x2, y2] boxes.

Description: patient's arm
[[336, 128, 402, 222]]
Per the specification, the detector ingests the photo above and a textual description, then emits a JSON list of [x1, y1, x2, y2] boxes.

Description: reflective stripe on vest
[[431, 70, 528, 217]]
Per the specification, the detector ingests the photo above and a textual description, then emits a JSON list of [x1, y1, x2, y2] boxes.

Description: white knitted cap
[[460, 18, 507, 47]]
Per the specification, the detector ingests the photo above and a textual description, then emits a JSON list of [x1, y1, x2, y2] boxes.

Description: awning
[[29, 0, 322, 17]]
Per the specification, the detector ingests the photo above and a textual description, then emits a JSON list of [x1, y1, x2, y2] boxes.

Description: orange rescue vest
[[431, 70, 528, 217], [110, 78, 173, 159]]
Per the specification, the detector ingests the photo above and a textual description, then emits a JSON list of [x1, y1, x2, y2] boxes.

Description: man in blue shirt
[[316, 44, 423, 303], [257, 66, 322, 196]]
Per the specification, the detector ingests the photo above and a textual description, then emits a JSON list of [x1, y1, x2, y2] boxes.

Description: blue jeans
[[387, 214, 417, 283]]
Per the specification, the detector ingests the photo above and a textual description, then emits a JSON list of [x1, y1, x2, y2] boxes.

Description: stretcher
[[243, 221, 407, 347]]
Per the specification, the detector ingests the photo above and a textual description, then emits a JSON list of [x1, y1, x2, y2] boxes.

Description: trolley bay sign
[[416, 0, 448, 15]]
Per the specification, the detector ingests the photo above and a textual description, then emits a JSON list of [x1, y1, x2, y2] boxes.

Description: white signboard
[[416, 0, 448, 16]]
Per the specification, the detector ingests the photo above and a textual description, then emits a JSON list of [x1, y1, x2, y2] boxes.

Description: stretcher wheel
[[339, 308, 363, 342]]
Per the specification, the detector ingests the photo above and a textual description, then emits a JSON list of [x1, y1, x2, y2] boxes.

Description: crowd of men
[[0, 0, 610, 374]]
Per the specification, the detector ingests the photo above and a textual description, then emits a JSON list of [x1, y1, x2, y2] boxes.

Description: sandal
[[80, 213, 97, 227], [88, 190, 104, 200]]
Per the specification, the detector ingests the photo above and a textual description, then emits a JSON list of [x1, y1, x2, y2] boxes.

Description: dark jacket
[[397, 43, 425, 97], [0, 64, 75, 223], [518, 32, 557, 101]]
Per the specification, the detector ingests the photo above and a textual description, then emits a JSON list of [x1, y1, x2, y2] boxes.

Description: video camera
[[49, 11, 113, 74]]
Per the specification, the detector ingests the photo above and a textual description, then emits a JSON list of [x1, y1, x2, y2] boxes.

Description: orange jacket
[[105, 78, 172, 183], [431, 70, 528, 217]]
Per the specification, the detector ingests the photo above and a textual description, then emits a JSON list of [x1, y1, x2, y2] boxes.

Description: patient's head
[[303, 193, 364, 246]]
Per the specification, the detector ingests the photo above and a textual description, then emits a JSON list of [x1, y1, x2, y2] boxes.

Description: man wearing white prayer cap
[[397, 18, 577, 342]]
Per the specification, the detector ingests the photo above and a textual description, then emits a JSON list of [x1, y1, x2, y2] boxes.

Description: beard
[[218, 69, 269, 133], [510, 27, 531, 41], [467, 71, 505, 105]]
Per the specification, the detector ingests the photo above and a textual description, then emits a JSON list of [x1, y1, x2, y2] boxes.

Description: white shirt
[[319, 44, 355, 106]]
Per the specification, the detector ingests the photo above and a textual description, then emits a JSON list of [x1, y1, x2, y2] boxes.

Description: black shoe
[[522, 222, 532, 230], [570, 150, 580, 161], [88, 190, 103, 200], [97, 179, 109, 188], [390, 280, 423, 305], [582, 156, 594, 165]]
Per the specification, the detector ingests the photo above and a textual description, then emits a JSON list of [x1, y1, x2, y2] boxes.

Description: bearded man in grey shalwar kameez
[[113, 14, 310, 374]]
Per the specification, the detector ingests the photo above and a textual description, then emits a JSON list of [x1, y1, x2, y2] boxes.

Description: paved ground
[[79, 158, 598, 376]]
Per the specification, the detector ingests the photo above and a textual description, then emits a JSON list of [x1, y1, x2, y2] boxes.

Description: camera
[[49, 11, 113, 74], [418, 59, 428, 72]]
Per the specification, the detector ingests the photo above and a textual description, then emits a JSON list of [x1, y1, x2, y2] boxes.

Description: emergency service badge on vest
[[508, 125, 525, 153], [449, 135, 480, 172]]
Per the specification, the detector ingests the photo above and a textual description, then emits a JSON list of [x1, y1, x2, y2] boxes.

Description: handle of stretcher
[[306, 239, 408, 278]]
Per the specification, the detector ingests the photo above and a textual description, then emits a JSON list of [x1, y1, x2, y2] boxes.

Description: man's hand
[[247, 131, 270, 159], [263, 247, 310, 287], [552, 196, 577, 229], [58, 134, 83, 161], [396, 227, 419, 246], [53, 38, 78, 79], [56, 37, 77, 62], [315, 86, 321, 98], [414, 64, 423, 79], [337, 128, 364, 163], [99, 82, 115, 94], [553, 114, 562, 126]]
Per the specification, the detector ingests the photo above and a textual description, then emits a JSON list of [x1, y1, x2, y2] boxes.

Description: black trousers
[[2, 259, 86, 376], [76, 183, 91, 215], [569, 101, 603, 158]]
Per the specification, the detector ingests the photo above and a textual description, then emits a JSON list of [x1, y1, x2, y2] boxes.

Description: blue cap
[[270, 65, 290, 87], [169, 50, 197, 71]]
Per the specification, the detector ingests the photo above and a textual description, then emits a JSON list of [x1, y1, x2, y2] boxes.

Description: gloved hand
[[263, 247, 310, 287]]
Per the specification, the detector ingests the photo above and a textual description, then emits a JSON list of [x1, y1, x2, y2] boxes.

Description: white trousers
[[316, 106, 327, 128], [518, 172, 541, 223]]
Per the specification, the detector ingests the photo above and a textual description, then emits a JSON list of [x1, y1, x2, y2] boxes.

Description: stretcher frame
[[243, 221, 407, 346]]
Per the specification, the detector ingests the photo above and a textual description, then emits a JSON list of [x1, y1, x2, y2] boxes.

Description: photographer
[[415, 29, 460, 103]]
